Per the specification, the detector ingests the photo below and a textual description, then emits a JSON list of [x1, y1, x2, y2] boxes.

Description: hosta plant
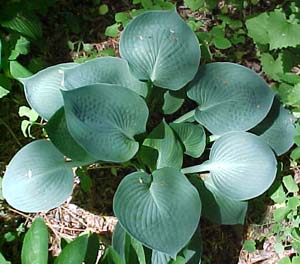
[[2, 10, 297, 263]]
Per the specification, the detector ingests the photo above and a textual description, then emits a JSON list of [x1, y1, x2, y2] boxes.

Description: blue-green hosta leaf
[[63, 57, 147, 97], [151, 251, 171, 264], [45, 107, 96, 164], [190, 176, 248, 224], [251, 98, 296, 156], [113, 168, 201, 258], [120, 10, 200, 90], [143, 120, 183, 169], [163, 91, 185, 115], [112, 223, 146, 264], [170, 123, 206, 158], [55, 235, 88, 264], [193, 132, 277, 200], [21, 218, 48, 264], [19, 63, 77, 120], [112, 222, 126, 260], [62, 84, 148, 162], [184, 227, 203, 264], [187, 63, 275, 135], [2, 140, 74, 212]]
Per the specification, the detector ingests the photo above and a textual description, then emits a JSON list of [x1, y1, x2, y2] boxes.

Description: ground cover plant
[[1, 7, 298, 263]]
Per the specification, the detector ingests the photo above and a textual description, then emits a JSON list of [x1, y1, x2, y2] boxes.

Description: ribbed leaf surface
[[20, 63, 77, 120], [2, 140, 74, 212], [151, 251, 171, 264], [190, 176, 248, 224], [45, 107, 95, 164], [120, 10, 200, 90], [171, 123, 206, 158], [251, 98, 296, 155], [206, 132, 277, 200], [113, 168, 201, 257], [143, 121, 183, 169], [187, 63, 275, 135], [63, 57, 147, 97], [62, 84, 148, 162]]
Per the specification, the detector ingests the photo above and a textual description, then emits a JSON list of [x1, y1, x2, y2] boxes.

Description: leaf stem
[[181, 161, 211, 174], [173, 109, 195, 123]]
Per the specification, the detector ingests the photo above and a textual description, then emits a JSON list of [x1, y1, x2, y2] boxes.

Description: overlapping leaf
[[143, 120, 183, 169], [62, 84, 148, 162], [45, 107, 95, 164], [187, 62, 275, 135], [120, 10, 200, 90], [63, 57, 147, 97], [170, 122, 206, 158], [251, 98, 296, 155], [20, 63, 77, 120], [2, 140, 74, 212], [182, 132, 277, 200], [113, 168, 201, 258], [190, 176, 248, 224]]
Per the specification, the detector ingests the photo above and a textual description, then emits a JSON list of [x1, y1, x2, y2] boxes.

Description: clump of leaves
[[1, 10, 297, 262]]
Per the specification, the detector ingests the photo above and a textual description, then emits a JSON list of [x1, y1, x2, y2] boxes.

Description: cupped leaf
[[21, 218, 48, 264], [190, 176, 248, 224], [55, 235, 88, 264], [112, 223, 146, 264], [187, 62, 275, 135], [170, 122, 206, 158], [151, 250, 171, 264], [20, 63, 77, 120], [163, 90, 185, 115], [63, 57, 147, 97], [120, 10, 200, 90], [2, 140, 74, 212], [62, 84, 149, 162], [251, 98, 296, 156], [113, 167, 201, 258], [182, 132, 277, 200], [143, 120, 183, 169], [45, 107, 96, 164]]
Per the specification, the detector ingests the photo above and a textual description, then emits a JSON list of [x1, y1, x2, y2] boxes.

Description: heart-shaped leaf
[[113, 167, 201, 258], [63, 57, 148, 97], [2, 140, 74, 212], [21, 218, 48, 264], [62, 84, 149, 162], [100, 247, 124, 264], [20, 63, 77, 120], [251, 98, 296, 156], [170, 123, 206, 158], [120, 10, 200, 90], [187, 62, 275, 135], [190, 176, 248, 224], [182, 132, 277, 200], [45, 107, 96, 164], [143, 120, 183, 169]]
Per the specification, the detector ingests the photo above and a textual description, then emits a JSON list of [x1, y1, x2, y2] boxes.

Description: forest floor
[[0, 1, 298, 263]]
